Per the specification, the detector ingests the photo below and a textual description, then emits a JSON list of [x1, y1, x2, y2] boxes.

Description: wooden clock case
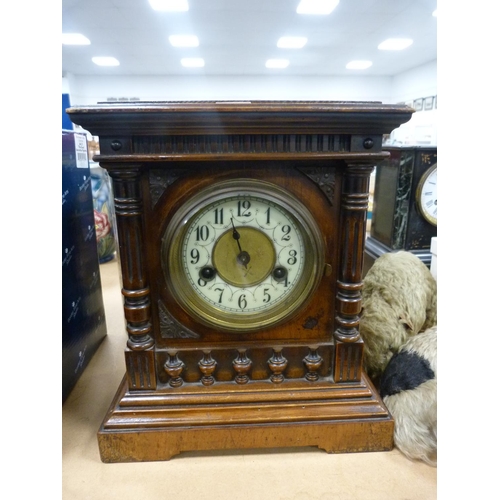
[[68, 101, 413, 462], [364, 146, 437, 274]]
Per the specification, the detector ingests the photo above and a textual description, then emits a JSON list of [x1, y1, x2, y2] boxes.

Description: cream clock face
[[417, 164, 437, 226], [162, 179, 324, 332]]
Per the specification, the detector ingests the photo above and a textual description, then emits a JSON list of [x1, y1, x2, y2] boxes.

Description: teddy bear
[[360, 251, 437, 381], [359, 251, 437, 465]]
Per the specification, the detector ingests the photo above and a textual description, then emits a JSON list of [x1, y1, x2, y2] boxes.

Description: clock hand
[[231, 218, 250, 268], [231, 218, 243, 253]]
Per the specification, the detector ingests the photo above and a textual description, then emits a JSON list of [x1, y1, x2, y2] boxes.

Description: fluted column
[[108, 165, 156, 390], [334, 162, 374, 382]]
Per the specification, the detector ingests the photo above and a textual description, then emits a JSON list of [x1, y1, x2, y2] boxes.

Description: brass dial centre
[[212, 226, 275, 287]]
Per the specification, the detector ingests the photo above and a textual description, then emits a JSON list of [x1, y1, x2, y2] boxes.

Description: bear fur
[[379, 326, 437, 466], [360, 251, 437, 381]]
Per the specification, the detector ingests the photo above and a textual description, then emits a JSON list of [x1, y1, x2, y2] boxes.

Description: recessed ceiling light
[[169, 35, 199, 47], [92, 57, 120, 67], [181, 58, 205, 67], [296, 0, 339, 15], [346, 60, 372, 70], [62, 33, 90, 45], [277, 36, 307, 49], [148, 0, 188, 11], [378, 38, 413, 50], [266, 59, 290, 69]]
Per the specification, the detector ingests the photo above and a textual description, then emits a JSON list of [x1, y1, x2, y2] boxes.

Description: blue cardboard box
[[62, 130, 107, 403]]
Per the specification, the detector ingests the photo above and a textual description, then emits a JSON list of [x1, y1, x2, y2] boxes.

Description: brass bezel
[[416, 163, 437, 226], [161, 179, 325, 332]]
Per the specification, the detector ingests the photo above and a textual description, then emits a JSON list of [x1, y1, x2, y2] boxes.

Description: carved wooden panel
[[125, 349, 156, 390], [133, 134, 351, 155]]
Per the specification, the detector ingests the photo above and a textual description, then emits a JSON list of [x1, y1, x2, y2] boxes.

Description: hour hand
[[231, 218, 250, 267]]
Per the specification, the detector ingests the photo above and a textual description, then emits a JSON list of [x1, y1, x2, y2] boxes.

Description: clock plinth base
[[97, 372, 394, 463]]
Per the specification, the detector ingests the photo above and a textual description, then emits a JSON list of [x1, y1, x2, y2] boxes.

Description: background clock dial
[[417, 164, 437, 226]]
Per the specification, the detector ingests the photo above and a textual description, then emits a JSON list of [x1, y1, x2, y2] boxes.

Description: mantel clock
[[68, 101, 413, 463], [364, 146, 437, 274]]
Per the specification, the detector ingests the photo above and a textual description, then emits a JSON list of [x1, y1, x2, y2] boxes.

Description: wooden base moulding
[[98, 371, 393, 462]]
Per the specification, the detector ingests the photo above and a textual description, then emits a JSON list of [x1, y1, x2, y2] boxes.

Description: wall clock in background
[[68, 101, 413, 462]]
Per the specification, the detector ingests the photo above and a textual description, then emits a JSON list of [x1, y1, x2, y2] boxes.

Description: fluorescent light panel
[[169, 35, 199, 47], [149, 0, 188, 11], [92, 57, 120, 67], [346, 60, 372, 70], [296, 0, 339, 15], [277, 36, 307, 48], [62, 33, 90, 45], [378, 38, 413, 50], [266, 59, 290, 69], [181, 58, 205, 67]]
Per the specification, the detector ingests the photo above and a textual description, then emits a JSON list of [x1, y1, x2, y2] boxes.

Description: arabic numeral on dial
[[238, 294, 247, 309], [279, 276, 289, 287], [190, 248, 200, 264], [237, 200, 251, 217], [281, 225, 291, 241], [213, 207, 224, 224], [265, 207, 271, 224], [263, 288, 271, 303], [214, 287, 224, 303], [287, 249, 297, 265], [195, 225, 210, 241]]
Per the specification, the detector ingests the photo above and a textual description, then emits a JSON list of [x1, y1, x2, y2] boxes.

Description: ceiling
[[62, 0, 437, 78]]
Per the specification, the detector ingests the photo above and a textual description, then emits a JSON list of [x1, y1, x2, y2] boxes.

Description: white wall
[[391, 60, 437, 104], [62, 77, 71, 95], [63, 59, 437, 144], [63, 74, 393, 105], [387, 60, 438, 146], [62, 59, 436, 105]]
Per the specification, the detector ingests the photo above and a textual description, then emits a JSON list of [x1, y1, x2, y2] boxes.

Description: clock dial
[[416, 164, 437, 226], [162, 179, 324, 332]]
